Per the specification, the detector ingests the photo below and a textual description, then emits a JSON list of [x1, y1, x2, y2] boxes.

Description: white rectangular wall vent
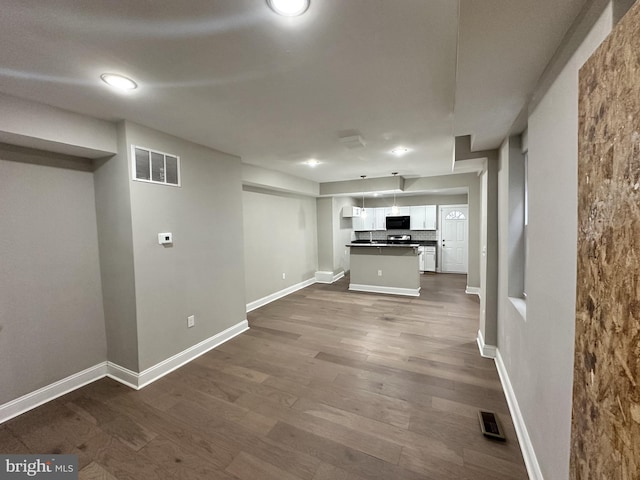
[[132, 145, 181, 187]]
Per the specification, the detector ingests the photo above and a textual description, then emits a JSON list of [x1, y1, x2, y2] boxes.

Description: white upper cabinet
[[410, 206, 427, 230], [352, 205, 436, 231], [342, 206, 362, 218], [410, 205, 437, 230], [384, 206, 410, 217], [374, 208, 386, 230], [353, 207, 387, 231], [425, 205, 436, 230]]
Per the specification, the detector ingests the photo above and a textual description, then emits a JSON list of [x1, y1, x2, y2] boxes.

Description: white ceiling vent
[[339, 134, 366, 149]]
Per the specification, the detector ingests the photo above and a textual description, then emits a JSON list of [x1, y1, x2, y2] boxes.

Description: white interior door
[[440, 205, 468, 273]]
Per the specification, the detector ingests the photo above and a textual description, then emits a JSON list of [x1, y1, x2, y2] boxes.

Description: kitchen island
[[346, 242, 421, 296]]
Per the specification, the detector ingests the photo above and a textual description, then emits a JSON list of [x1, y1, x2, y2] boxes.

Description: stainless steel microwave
[[386, 215, 410, 230]]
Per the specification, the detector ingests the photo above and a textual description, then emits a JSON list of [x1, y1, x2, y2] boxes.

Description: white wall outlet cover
[[187, 315, 195, 328], [158, 232, 173, 245]]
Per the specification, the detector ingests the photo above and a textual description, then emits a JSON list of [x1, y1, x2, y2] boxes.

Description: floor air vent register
[[478, 410, 506, 441]]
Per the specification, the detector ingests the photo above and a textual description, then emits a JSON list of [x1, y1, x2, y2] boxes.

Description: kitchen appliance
[[386, 215, 410, 230], [386, 234, 412, 244]]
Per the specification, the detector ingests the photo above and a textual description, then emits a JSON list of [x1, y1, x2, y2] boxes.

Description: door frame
[[438, 204, 469, 273]]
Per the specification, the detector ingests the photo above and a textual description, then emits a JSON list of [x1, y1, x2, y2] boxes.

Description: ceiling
[[0, 0, 586, 184]]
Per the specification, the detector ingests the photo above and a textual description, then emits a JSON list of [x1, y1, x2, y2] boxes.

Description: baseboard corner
[[476, 330, 497, 359], [466, 285, 481, 296]]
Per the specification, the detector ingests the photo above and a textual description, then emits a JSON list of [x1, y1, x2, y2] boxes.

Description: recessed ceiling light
[[266, 0, 310, 16], [390, 146, 410, 157], [304, 159, 321, 167], [100, 73, 138, 91]]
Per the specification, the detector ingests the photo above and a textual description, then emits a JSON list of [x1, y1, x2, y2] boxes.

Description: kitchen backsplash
[[355, 230, 437, 241]]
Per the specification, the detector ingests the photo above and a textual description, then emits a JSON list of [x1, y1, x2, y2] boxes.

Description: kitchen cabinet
[[425, 205, 436, 230], [353, 207, 387, 231], [342, 206, 362, 218], [384, 206, 411, 217], [354, 205, 437, 232], [374, 207, 386, 230], [410, 206, 427, 230], [410, 205, 436, 230]]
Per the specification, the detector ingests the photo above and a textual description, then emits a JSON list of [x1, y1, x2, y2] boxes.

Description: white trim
[[0, 320, 249, 424], [0, 363, 108, 424], [476, 329, 496, 359], [315, 270, 345, 284], [108, 320, 250, 389], [246, 278, 316, 312], [106, 363, 141, 390], [137, 320, 248, 388], [466, 285, 481, 296], [348, 283, 420, 297], [495, 349, 543, 480]]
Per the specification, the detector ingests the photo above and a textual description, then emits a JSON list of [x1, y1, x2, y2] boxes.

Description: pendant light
[[360, 175, 367, 218], [391, 172, 399, 215]]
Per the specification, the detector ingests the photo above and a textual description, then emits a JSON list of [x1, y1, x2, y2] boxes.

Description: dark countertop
[[350, 240, 437, 247], [346, 243, 419, 248]]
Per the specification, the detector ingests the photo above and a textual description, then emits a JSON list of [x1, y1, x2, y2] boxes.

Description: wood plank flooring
[[1, 273, 528, 479]]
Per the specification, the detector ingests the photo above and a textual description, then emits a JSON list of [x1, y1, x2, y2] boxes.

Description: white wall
[[0, 145, 107, 404], [331, 197, 357, 275], [125, 122, 247, 371], [496, 3, 614, 477], [243, 186, 318, 304], [0, 93, 117, 158]]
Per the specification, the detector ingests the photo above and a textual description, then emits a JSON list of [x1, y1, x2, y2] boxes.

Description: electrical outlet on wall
[[187, 315, 195, 328], [282, 273, 286, 280], [378, 270, 383, 276]]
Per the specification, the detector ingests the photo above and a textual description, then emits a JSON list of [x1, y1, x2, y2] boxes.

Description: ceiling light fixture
[[391, 172, 399, 215], [360, 175, 367, 218], [100, 73, 137, 91], [266, 0, 310, 16], [304, 159, 321, 167], [390, 146, 410, 157]]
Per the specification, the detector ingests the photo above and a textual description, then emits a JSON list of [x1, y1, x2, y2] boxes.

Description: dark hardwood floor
[[1, 273, 528, 479]]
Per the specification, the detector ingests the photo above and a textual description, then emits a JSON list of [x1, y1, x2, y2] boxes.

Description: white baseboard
[[315, 271, 333, 283], [466, 285, 481, 296], [476, 329, 497, 358], [0, 320, 249, 424], [109, 319, 249, 389], [495, 349, 543, 480], [246, 278, 316, 312], [106, 363, 140, 390], [0, 362, 108, 424], [315, 270, 345, 284], [349, 283, 420, 297]]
